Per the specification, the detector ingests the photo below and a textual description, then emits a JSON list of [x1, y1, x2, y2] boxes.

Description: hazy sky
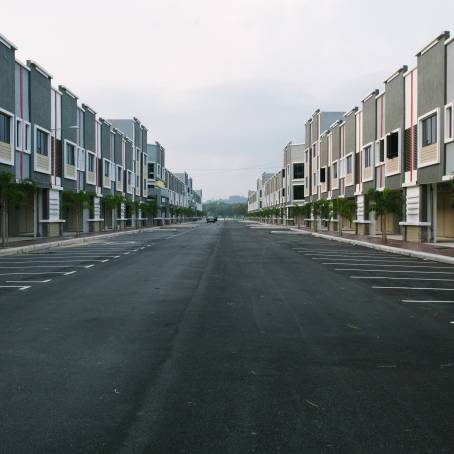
[[2, 0, 454, 199]]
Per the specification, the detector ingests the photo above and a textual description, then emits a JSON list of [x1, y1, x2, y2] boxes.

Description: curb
[[289, 228, 454, 266], [0, 226, 163, 257]]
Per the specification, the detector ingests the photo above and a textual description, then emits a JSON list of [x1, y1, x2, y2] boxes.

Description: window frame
[[63, 139, 77, 180], [293, 162, 304, 180], [417, 108, 440, 168], [445, 102, 454, 143], [0, 108, 14, 165], [87, 150, 96, 173], [385, 128, 401, 176], [34, 125, 52, 174], [293, 184, 305, 201]]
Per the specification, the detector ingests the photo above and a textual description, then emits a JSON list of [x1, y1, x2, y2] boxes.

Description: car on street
[[206, 216, 217, 223]]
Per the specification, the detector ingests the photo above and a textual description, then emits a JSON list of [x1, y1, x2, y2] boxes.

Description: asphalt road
[[1, 221, 454, 453]]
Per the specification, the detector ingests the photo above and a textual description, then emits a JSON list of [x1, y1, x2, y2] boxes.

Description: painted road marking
[[6, 279, 52, 283], [0, 265, 92, 269], [325, 264, 454, 269], [0, 272, 71, 275], [351, 276, 454, 281], [372, 286, 454, 291], [335, 269, 454, 274], [314, 258, 421, 263], [402, 300, 454, 303], [0, 285, 30, 290], [0, 259, 107, 263]]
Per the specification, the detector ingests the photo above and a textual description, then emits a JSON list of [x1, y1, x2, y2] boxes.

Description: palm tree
[[335, 197, 356, 237], [301, 202, 312, 228], [101, 194, 125, 231], [62, 190, 93, 237], [0, 172, 36, 247], [367, 188, 403, 242]]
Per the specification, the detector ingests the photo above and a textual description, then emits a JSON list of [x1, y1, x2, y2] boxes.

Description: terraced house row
[[248, 32, 454, 243], [0, 33, 202, 241]]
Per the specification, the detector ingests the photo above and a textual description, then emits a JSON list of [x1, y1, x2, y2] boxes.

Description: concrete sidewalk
[[289, 227, 454, 266], [0, 225, 177, 256]]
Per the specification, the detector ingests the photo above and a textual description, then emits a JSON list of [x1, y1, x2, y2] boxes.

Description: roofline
[[416, 31, 450, 56], [362, 89, 379, 104], [82, 103, 96, 115], [0, 33, 18, 50], [59, 85, 78, 100], [27, 60, 53, 79], [344, 107, 358, 118], [385, 65, 408, 84]]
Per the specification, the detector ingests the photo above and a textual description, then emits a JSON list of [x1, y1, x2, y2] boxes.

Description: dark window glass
[[380, 139, 385, 162], [320, 167, 326, 183], [386, 132, 399, 159], [0, 113, 11, 143], [293, 163, 304, 179], [66, 144, 75, 165], [36, 129, 49, 156], [422, 114, 437, 146], [293, 185, 304, 200]]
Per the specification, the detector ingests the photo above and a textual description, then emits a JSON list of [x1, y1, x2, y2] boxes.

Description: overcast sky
[[2, 0, 454, 200]]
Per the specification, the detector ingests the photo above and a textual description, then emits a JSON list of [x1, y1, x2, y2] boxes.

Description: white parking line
[[0, 265, 91, 269], [335, 269, 454, 274], [351, 276, 454, 281], [314, 258, 421, 263], [402, 300, 454, 303], [373, 286, 454, 291], [325, 264, 454, 269], [6, 279, 51, 283], [302, 252, 394, 256], [0, 285, 30, 290], [0, 271, 71, 275], [0, 259, 107, 263]]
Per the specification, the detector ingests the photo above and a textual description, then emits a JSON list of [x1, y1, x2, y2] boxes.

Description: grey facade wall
[[60, 90, 77, 190], [362, 95, 377, 146], [0, 41, 15, 173], [417, 38, 447, 184], [100, 122, 110, 160], [114, 132, 122, 164], [30, 66, 51, 187], [84, 110, 96, 152], [385, 71, 405, 189], [134, 121, 141, 148], [332, 126, 340, 161], [125, 141, 133, 171], [344, 114, 356, 155], [320, 135, 328, 167]]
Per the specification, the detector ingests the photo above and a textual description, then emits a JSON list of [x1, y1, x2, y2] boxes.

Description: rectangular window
[[16, 119, 23, 150], [104, 160, 110, 177], [36, 129, 49, 156], [346, 155, 352, 174], [282, 188, 285, 197], [293, 163, 304, 179], [88, 153, 95, 172], [445, 105, 453, 142], [379, 139, 385, 162], [422, 113, 437, 146], [24, 123, 31, 152], [117, 166, 122, 182], [282, 168, 285, 178], [66, 143, 75, 165], [386, 132, 399, 159], [293, 185, 304, 200], [0, 112, 11, 143], [364, 146, 372, 167], [320, 167, 326, 183], [148, 162, 155, 178], [332, 161, 338, 179]]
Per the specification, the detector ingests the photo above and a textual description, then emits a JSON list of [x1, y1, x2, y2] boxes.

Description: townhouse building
[[249, 32, 454, 243], [0, 31, 203, 243]]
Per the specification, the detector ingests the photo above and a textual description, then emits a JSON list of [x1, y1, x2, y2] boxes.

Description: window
[[282, 188, 285, 197], [346, 155, 352, 174], [66, 143, 75, 165], [36, 129, 49, 156], [293, 163, 304, 179], [379, 139, 385, 162], [422, 113, 437, 146], [293, 185, 304, 200], [117, 166, 122, 183], [148, 162, 155, 179], [332, 161, 338, 179], [16, 119, 23, 150], [88, 153, 95, 172], [127, 172, 132, 186], [312, 145, 316, 157], [386, 132, 399, 159], [104, 160, 110, 177], [313, 172, 317, 185], [320, 167, 326, 183], [24, 123, 31, 152], [445, 104, 453, 142], [282, 168, 285, 178], [364, 146, 372, 167], [0, 112, 11, 143]]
